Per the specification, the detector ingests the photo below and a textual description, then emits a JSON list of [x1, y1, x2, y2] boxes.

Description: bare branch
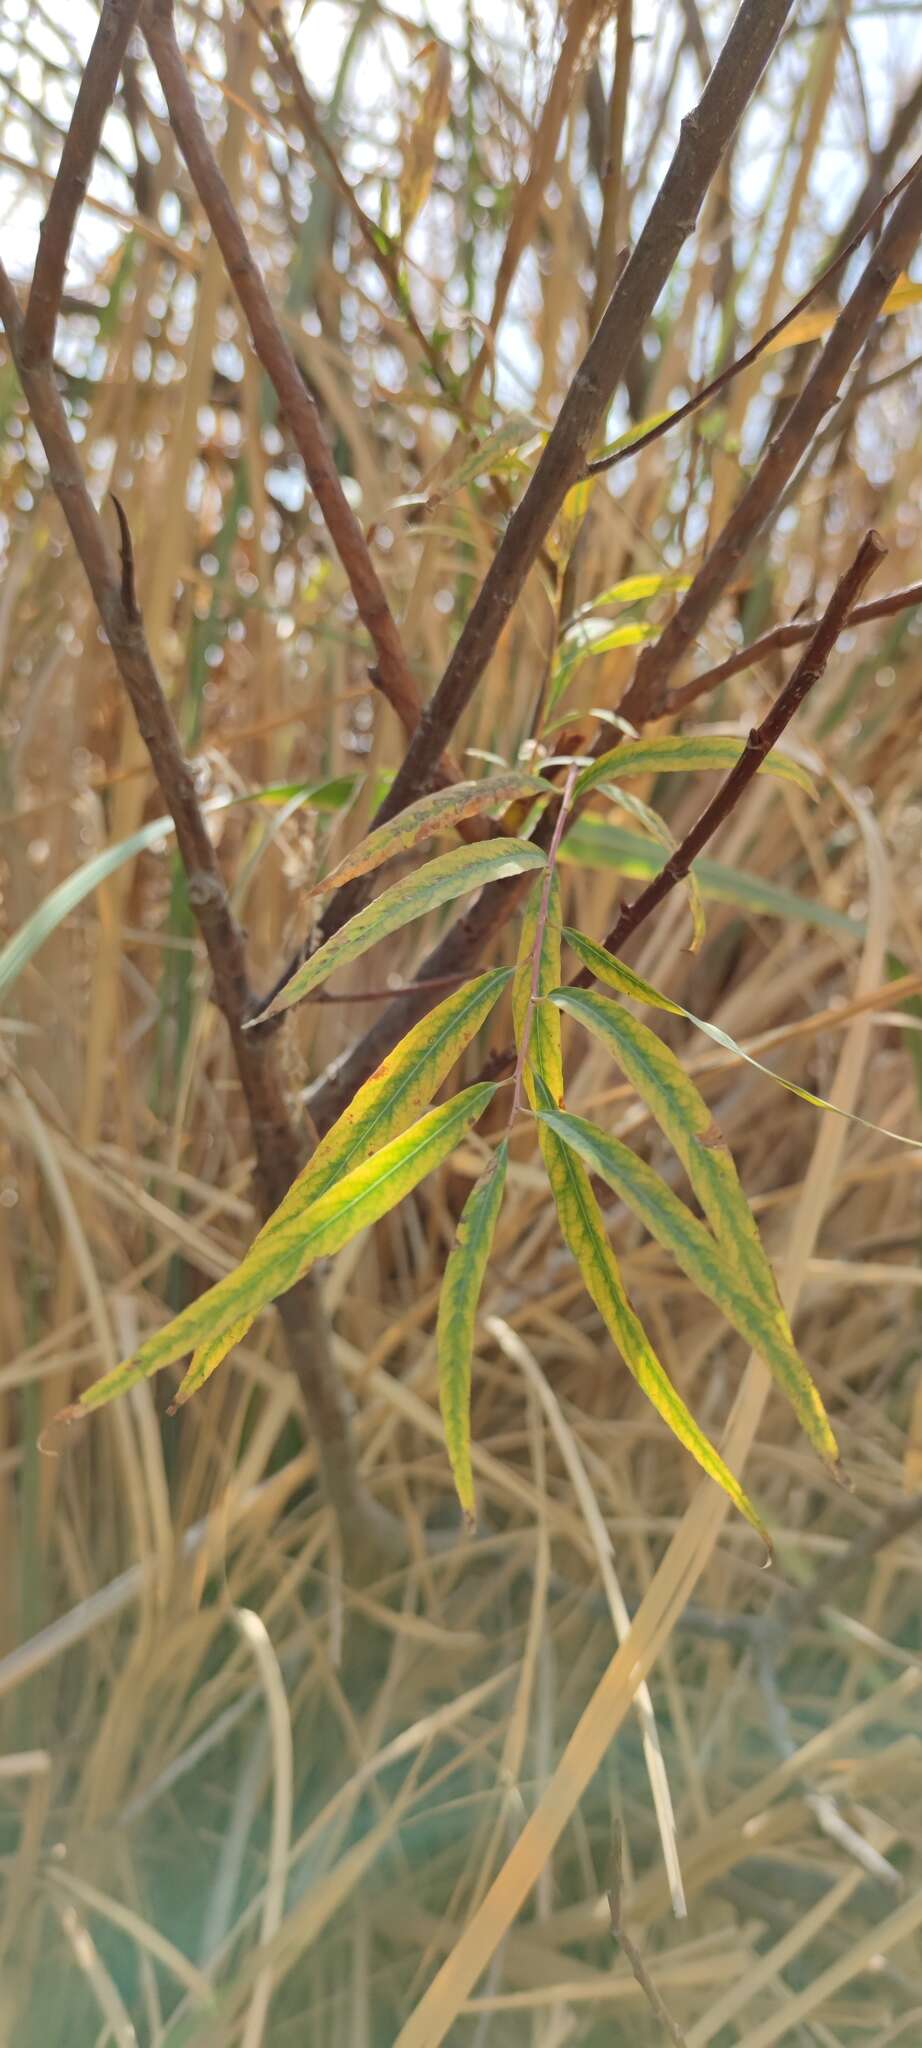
[[21, 0, 143, 369], [669, 577, 922, 711], [343, 0, 797, 832], [593, 531, 886, 963], [144, 0, 422, 755], [619, 163, 922, 725], [0, 257, 394, 1573]]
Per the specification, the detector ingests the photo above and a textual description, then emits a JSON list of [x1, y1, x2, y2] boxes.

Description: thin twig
[[0, 258, 393, 1573], [593, 531, 886, 964], [584, 154, 921, 479], [21, 0, 143, 369], [668, 577, 922, 710], [336, 0, 797, 834], [607, 1825, 690, 2048], [144, 0, 423, 754]]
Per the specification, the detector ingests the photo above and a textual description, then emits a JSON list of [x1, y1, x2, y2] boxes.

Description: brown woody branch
[[668, 577, 922, 711], [584, 154, 921, 481], [334, 0, 797, 838], [589, 531, 886, 965], [0, 258, 393, 1574], [144, 0, 427, 760], [21, 0, 144, 369], [618, 161, 922, 726]]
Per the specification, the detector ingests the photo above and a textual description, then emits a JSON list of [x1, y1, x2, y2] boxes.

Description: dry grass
[[2, 1, 922, 2041]]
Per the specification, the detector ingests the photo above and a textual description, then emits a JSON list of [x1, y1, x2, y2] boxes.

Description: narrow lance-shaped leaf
[[563, 927, 922, 1153], [65, 1085, 497, 1417], [550, 984, 776, 1310], [254, 839, 546, 1020], [575, 735, 817, 802], [512, 871, 564, 1107], [538, 1104, 839, 1473], [532, 1079, 768, 1544], [180, 968, 514, 1381], [566, 571, 691, 624], [547, 619, 658, 716], [437, 1141, 509, 1526], [305, 771, 552, 901], [559, 816, 860, 936]]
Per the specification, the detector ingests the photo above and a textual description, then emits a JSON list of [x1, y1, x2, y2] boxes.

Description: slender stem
[[668, 577, 922, 710], [592, 531, 886, 967]]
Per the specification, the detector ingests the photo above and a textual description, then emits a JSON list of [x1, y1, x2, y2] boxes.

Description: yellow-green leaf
[[534, 1086, 767, 1542], [549, 985, 776, 1311], [567, 572, 691, 623], [562, 927, 922, 1151], [563, 926, 684, 1012], [306, 773, 551, 900], [538, 1104, 838, 1473], [512, 872, 563, 1108], [765, 272, 922, 354], [548, 619, 658, 716], [70, 1085, 497, 1416], [436, 1140, 508, 1525], [170, 1314, 255, 1410], [575, 735, 817, 802], [255, 839, 546, 1020]]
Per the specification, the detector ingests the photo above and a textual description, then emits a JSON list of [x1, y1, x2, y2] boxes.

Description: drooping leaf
[[172, 1314, 255, 1410], [559, 817, 860, 936], [549, 986, 776, 1309], [306, 772, 551, 900], [512, 872, 563, 1108], [567, 571, 691, 624], [194, 967, 514, 1373], [436, 1141, 509, 1524], [0, 780, 361, 1004], [597, 782, 706, 951], [765, 273, 922, 354], [575, 735, 817, 802], [255, 839, 546, 1020], [68, 1084, 497, 1416], [538, 1104, 839, 1473], [533, 1081, 767, 1542], [547, 619, 658, 716], [397, 38, 452, 234], [562, 929, 922, 1152]]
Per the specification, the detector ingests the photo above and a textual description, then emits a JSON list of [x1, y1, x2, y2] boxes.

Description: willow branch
[[21, 0, 143, 369], [668, 577, 922, 711]]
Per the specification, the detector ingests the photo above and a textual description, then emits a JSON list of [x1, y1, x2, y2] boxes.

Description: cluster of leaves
[[59, 743, 863, 1548]]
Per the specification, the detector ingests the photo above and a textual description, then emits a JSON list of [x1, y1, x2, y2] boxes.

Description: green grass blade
[[534, 1090, 768, 1542], [306, 771, 551, 900], [0, 780, 360, 1003], [436, 1140, 509, 1525], [256, 839, 546, 1019], [67, 1084, 497, 1416], [576, 735, 817, 801], [538, 1105, 839, 1473]]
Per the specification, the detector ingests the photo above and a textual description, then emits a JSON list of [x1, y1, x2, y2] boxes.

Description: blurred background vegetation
[[1, 0, 922, 2041]]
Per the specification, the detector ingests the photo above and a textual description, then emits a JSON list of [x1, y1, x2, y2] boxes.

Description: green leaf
[[537, 1105, 838, 1473], [436, 1141, 508, 1524], [70, 1084, 497, 1415], [187, 968, 514, 1374], [563, 929, 922, 1154], [512, 872, 563, 1107], [255, 839, 546, 1020], [588, 409, 674, 465], [549, 986, 775, 1310], [567, 571, 691, 624], [306, 771, 551, 900], [0, 780, 360, 1003], [575, 735, 817, 802], [559, 817, 860, 936], [547, 619, 658, 716], [533, 1083, 767, 1542], [172, 1314, 255, 1410]]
